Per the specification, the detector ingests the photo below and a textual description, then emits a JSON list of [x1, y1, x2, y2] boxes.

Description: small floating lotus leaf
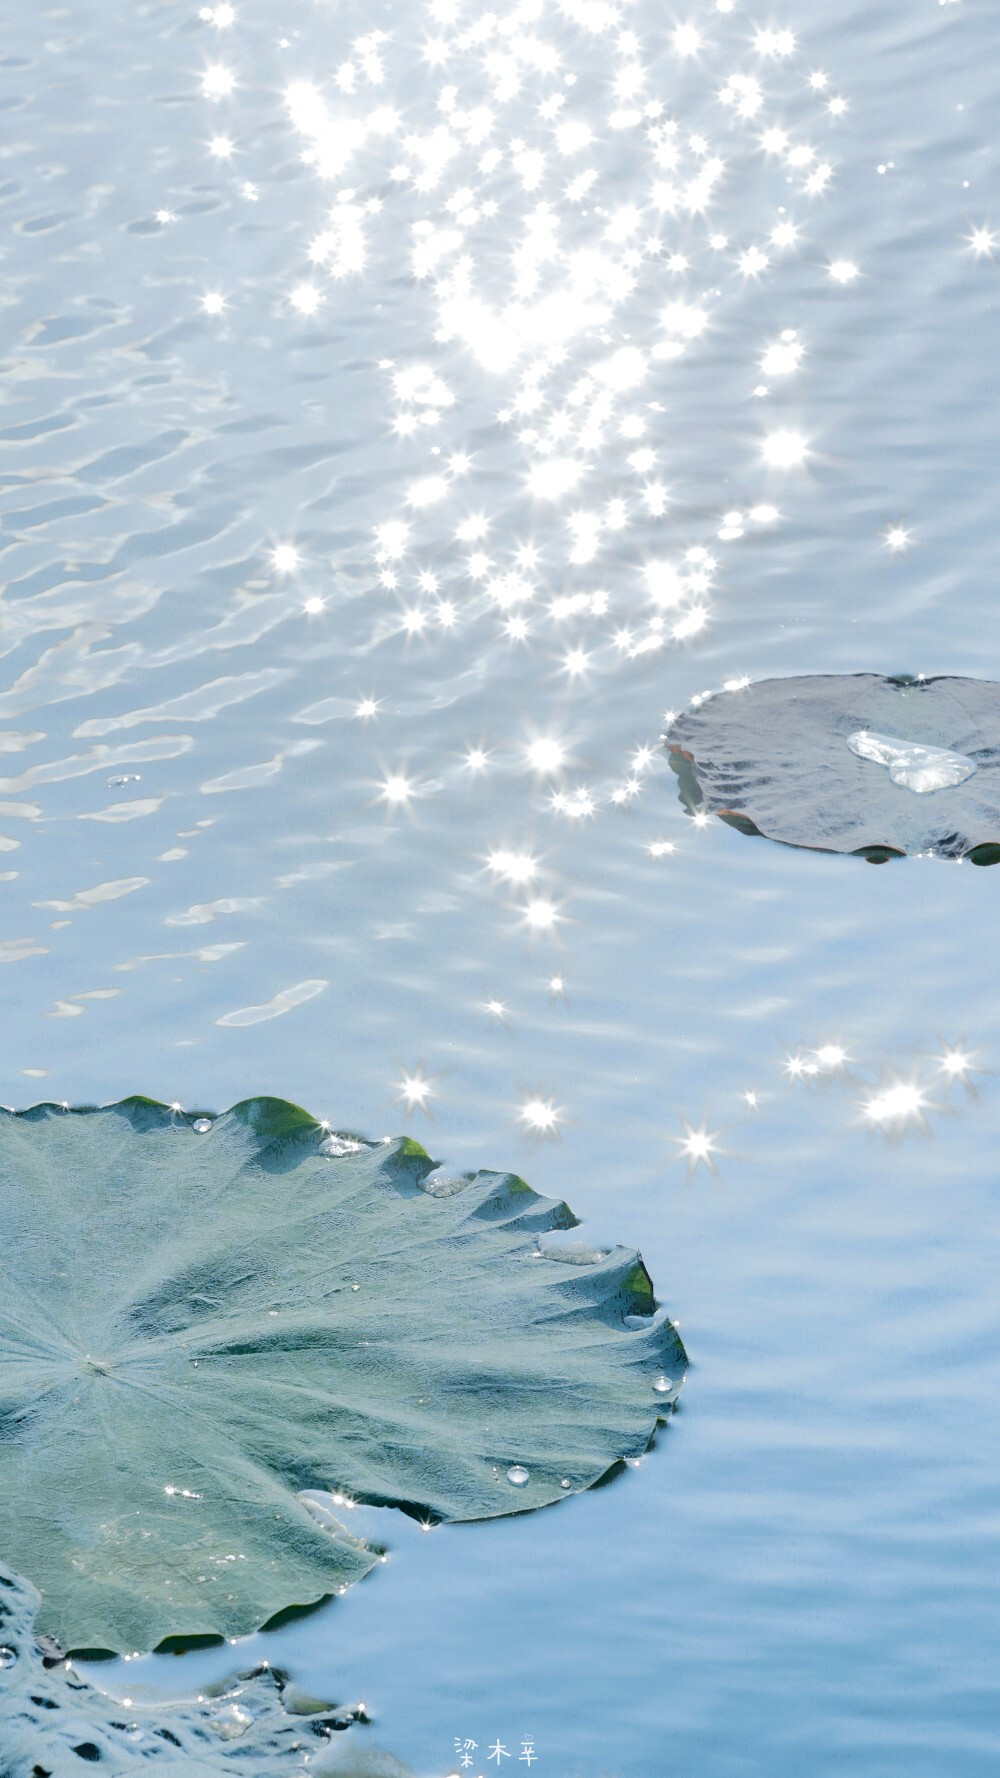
[[0, 1564, 414, 1776], [666, 673, 1000, 861], [0, 1097, 684, 1654]]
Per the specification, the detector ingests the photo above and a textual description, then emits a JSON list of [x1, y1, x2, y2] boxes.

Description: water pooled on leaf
[[846, 730, 976, 793], [667, 674, 1000, 861], [0, 1096, 685, 1655], [506, 1465, 530, 1487], [209, 1702, 255, 1740]]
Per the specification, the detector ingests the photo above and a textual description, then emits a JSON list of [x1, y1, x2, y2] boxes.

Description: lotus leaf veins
[[0, 1097, 685, 1654]]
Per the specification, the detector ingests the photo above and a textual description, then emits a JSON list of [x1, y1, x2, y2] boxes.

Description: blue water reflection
[[2, 0, 1000, 1770]]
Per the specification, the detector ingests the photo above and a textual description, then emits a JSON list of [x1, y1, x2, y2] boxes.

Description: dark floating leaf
[[666, 673, 1000, 862], [0, 1097, 685, 1655], [0, 1564, 414, 1776]]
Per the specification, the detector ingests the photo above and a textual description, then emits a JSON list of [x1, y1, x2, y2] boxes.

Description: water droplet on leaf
[[209, 1701, 253, 1739], [847, 729, 976, 793], [320, 1134, 365, 1157]]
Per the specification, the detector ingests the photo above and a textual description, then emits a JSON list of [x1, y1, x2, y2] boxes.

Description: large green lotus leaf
[[0, 1097, 685, 1655], [667, 673, 1000, 862], [0, 1564, 414, 1777]]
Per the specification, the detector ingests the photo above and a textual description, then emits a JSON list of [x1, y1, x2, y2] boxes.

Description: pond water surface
[[3, 0, 1000, 1773]]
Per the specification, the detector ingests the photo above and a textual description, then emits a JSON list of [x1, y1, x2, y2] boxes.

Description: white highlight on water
[[847, 730, 976, 793]]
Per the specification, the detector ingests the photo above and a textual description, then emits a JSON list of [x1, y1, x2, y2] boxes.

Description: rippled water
[[3, 0, 1000, 1772]]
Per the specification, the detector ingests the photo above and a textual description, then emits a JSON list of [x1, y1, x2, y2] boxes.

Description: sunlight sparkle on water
[[770, 220, 800, 247], [763, 429, 809, 467], [761, 331, 803, 376], [526, 738, 566, 773], [176, 0, 892, 1265], [560, 648, 591, 679], [784, 1053, 819, 1079], [202, 64, 235, 98], [407, 475, 449, 508], [967, 225, 997, 257], [374, 520, 409, 560], [398, 1071, 434, 1111], [673, 1119, 721, 1174], [520, 1097, 561, 1134], [864, 1083, 928, 1127], [522, 897, 560, 932], [938, 1046, 975, 1079], [755, 28, 797, 56], [379, 772, 415, 807], [290, 284, 322, 315], [487, 849, 538, 885], [673, 24, 702, 56], [671, 606, 709, 641]]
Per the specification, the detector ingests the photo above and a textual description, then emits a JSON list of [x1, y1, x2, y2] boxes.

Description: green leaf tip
[[395, 1135, 432, 1159]]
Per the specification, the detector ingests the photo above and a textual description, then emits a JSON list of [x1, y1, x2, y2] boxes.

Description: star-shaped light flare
[[396, 1069, 436, 1113], [672, 1118, 722, 1174]]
